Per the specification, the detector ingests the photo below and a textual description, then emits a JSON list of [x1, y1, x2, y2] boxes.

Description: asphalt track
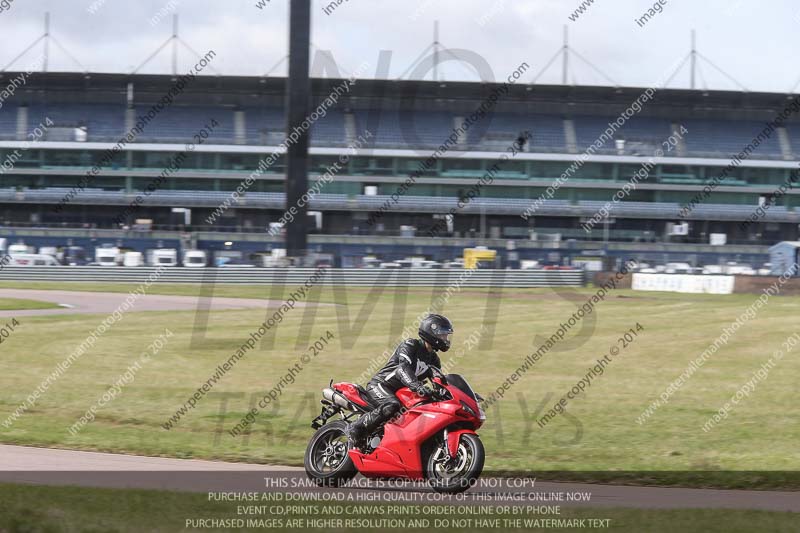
[[0, 445, 797, 511], [0, 288, 321, 317]]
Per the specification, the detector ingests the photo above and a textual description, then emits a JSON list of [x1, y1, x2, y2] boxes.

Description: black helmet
[[419, 314, 454, 352]]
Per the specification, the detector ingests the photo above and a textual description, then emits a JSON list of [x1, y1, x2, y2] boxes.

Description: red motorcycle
[[304, 373, 486, 494]]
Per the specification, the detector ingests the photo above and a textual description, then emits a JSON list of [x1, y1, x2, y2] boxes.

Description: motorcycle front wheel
[[425, 433, 485, 494], [304, 420, 358, 487]]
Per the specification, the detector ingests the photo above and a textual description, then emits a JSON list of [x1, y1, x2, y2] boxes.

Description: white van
[[123, 251, 145, 267], [183, 250, 207, 268], [8, 244, 35, 254], [95, 247, 123, 266], [38, 246, 58, 259], [260, 249, 287, 268], [149, 249, 178, 267], [664, 262, 693, 274], [8, 254, 59, 266]]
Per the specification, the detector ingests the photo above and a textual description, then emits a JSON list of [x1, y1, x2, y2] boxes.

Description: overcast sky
[[1, 0, 798, 93]]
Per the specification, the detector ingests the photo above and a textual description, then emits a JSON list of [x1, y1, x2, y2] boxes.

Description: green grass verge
[[0, 483, 798, 533], [0, 281, 798, 488], [0, 297, 61, 310]]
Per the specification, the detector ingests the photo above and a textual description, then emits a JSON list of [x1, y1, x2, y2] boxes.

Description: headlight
[[460, 400, 477, 418], [479, 407, 486, 421]]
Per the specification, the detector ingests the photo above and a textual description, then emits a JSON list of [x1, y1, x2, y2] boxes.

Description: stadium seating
[[1, 103, 796, 161], [573, 115, 673, 156], [352, 109, 454, 148], [26, 104, 126, 141], [133, 105, 236, 143], [309, 109, 347, 145], [680, 119, 783, 158], [243, 107, 285, 144], [784, 124, 800, 155], [242, 107, 347, 146], [473, 113, 567, 152], [0, 104, 16, 140]]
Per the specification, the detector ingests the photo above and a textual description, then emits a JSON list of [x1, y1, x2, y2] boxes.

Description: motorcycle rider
[[348, 314, 454, 447]]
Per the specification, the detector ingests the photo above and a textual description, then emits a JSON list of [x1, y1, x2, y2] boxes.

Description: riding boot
[[349, 408, 384, 446]]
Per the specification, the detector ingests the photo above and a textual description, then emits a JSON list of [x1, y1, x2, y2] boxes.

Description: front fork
[[445, 428, 477, 458], [442, 428, 452, 461]]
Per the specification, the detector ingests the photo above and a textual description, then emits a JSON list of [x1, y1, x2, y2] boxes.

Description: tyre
[[424, 432, 485, 494], [304, 420, 358, 487]]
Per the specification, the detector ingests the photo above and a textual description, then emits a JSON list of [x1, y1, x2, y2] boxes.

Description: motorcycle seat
[[353, 384, 380, 409]]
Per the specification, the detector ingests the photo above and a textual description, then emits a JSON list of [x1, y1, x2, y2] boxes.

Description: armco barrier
[[0, 267, 584, 287]]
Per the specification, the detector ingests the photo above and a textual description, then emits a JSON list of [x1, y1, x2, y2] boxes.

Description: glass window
[[132, 151, 178, 169], [218, 179, 281, 193], [178, 152, 216, 170], [0, 175, 36, 188], [309, 156, 341, 176], [571, 162, 613, 181], [441, 158, 483, 172], [165, 179, 215, 191], [43, 150, 84, 166], [219, 153, 266, 171], [352, 157, 396, 176], [528, 161, 571, 178], [396, 157, 437, 176], [741, 167, 786, 186]]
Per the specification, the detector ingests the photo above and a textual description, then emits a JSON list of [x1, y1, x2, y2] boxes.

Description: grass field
[[0, 297, 61, 310], [1, 483, 798, 533], [0, 280, 798, 487]]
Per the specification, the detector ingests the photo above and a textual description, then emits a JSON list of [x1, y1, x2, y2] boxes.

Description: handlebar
[[430, 380, 450, 401], [431, 369, 448, 385]]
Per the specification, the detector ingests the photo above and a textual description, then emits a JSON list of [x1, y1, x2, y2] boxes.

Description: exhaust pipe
[[322, 388, 357, 411]]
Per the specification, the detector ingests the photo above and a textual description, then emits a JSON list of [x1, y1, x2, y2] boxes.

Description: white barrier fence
[[632, 273, 735, 294], [0, 267, 585, 288]]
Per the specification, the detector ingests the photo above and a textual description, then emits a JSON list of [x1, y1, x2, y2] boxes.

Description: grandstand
[[0, 71, 795, 265]]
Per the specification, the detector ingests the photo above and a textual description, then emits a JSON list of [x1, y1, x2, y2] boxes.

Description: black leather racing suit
[[351, 339, 441, 441]]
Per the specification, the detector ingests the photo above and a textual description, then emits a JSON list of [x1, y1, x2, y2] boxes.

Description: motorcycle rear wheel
[[304, 420, 358, 487], [425, 433, 485, 494]]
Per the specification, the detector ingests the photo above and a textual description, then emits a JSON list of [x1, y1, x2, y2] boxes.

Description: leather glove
[[430, 367, 448, 384]]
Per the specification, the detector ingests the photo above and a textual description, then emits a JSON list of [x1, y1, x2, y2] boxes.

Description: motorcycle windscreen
[[444, 374, 478, 403]]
